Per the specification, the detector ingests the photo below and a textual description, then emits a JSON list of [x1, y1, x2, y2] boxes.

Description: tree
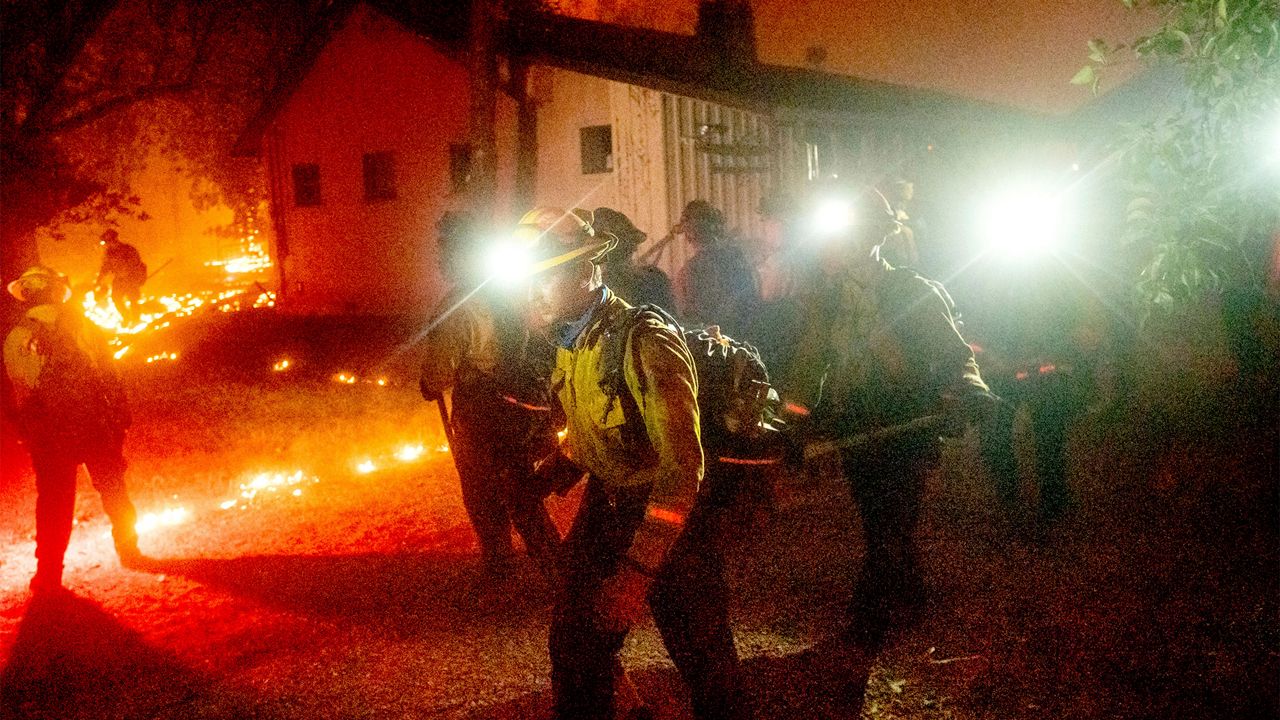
[[1074, 0, 1280, 319], [1, 0, 328, 280]]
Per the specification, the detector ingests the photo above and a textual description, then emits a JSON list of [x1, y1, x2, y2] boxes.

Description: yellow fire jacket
[[552, 289, 704, 573]]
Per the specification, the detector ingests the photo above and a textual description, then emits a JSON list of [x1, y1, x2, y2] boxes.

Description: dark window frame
[[449, 143, 472, 194], [362, 151, 397, 202], [292, 163, 321, 207], [580, 125, 613, 175]]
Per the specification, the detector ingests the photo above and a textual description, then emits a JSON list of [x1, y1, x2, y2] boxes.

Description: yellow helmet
[[7, 265, 72, 304], [513, 206, 616, 274]]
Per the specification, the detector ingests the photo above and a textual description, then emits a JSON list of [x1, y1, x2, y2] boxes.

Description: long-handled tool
[[434, 393, 455, 448], [803, 414, 947, 462]]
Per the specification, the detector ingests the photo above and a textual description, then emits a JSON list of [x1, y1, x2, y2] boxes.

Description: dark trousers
[[840, 433, 933, 644], [979, 377, 1078, 524], [550, 479, 750, 720], [451, 422, 559, 570], [29, 439, 138, 581]]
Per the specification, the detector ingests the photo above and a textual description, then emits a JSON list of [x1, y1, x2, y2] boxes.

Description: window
[[449, 144, 472, 194], [363, 151, 397, 201], [292, 163, 321, 207], [580, 125, 613, 174]]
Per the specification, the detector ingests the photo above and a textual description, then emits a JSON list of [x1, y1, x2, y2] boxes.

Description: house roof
[[506, 10, 1040, 127], [232, 0, 469, 157], [233, 1, 1042, 157]]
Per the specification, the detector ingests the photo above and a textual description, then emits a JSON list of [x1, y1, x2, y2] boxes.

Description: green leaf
[[1088, 38, 1109, 63], [1217, 0, 1227, 24], [1070, 65, 1097, 85]]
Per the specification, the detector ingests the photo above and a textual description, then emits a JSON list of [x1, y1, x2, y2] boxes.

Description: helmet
[[803, 184, 901, 247], [514, 206, 616, 275], [7, 265, 72, 304], [678, 200, 725, 241], [591, 207, 646, 257]]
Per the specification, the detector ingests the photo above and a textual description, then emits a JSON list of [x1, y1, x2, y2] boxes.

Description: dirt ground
[[1, 315, 1276, 720]]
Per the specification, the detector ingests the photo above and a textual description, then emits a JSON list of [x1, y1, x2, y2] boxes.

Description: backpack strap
[[597, 304, 684, 448]]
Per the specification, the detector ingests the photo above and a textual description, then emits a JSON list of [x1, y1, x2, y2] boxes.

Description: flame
[[135, 507, 189, 534], [144, 351, 179, 364], [375, 377, 388, 387], [356, 460, 377, 474], [557, 427, 568, 442], [228, 470, 315, 508], [334, 372, 357, 385], [273, 358, 292, 372], [395, 444, 425, 462]]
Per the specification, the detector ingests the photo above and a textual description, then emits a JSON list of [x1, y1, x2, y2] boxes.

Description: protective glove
[[532, 449, 586, 497]]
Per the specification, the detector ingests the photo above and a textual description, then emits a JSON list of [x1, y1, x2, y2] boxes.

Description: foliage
[[0, 0, 329, 275], [1075, 0, 1280, 319]]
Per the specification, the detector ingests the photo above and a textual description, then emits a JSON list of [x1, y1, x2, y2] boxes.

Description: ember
[[272, 358, 292, 372], [224, 470, 317, 509]]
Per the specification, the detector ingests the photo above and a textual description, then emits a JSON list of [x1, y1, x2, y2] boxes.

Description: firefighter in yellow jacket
[[3, 266, 143, 594], [516, 207, 753, 720]]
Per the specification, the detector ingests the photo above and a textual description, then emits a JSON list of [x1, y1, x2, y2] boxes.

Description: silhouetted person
[[879, 180, 920, 268], [676, 200, 759, 335], [3, 266, 143, 595], [419, 211, 560, 579], [95, 229, 146, 324], [592, 207, 677, 312], [789, 187, 994, 650]]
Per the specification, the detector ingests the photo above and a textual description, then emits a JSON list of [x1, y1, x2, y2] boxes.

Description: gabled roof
[[232, 0, 470, 157]]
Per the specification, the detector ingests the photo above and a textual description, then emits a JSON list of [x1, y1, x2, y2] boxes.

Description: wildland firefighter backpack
[[12, 313, 123, 444], [598, 305, 782, 463]]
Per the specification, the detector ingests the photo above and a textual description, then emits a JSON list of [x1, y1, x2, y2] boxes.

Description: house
[[236, 0, 1040, 315]]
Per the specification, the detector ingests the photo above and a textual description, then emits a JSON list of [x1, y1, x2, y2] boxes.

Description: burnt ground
[[0, 314, 1276, 720]]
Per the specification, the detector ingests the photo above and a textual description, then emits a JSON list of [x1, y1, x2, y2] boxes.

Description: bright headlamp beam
[[980, 188, 1064, 260], [809, 197, 856, 239]]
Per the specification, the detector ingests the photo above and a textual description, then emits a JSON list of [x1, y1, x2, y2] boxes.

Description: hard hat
[[804, 184, 901, 245], [514, 206, 616, 275], [678, 200, 725, 238], [590, 207, 646, 256], [7, 265, 72, 304]]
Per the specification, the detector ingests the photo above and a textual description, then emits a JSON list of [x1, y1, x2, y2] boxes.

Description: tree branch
[[43, 80, 194, 135]]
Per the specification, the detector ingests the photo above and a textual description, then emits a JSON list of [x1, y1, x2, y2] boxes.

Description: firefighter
[[675, 200, 759, 335], [517, 207, 754, 720], [419, 211, 560, 580], [788, 186, 994, 650], [592, 207, 678, 312], [3, 265, 144, 594], [95, 229, 147, 324]]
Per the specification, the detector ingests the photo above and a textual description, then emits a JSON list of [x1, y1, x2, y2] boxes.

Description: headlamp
[[483, 238, 536, 285], [979, 187, 1063, 261], [808, 196, 856, 240]]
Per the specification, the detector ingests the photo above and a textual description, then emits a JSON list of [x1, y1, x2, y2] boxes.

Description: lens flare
[[979, 187, 1064, 260]]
